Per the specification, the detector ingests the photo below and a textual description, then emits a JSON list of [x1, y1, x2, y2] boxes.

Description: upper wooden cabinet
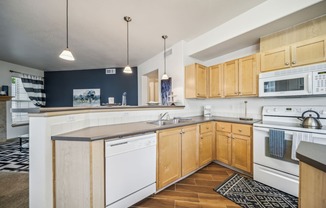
[[223, 60, 239, 97], [261, 35, 326, 72], [223, 54, 259, 97], [208, 64, 223, 98], [185, 63, 208, 98]]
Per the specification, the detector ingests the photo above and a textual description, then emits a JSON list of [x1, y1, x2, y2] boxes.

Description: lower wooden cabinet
[[199, 122, 214, 166], [181, 125, 199, 176], [157, 125, 198, 190], [215, 132, 231, 164], [157, 128, 182, 189], [215, 122, 252, 173]]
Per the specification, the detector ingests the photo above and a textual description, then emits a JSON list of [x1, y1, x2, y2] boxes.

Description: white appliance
[[253, 105, 326, 197], [259, 62, 326, 97], [105, 133, 156, 208]]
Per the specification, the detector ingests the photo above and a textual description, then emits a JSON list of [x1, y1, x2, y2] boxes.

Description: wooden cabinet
[[261, 46, 291, 72], [299, 162, 326, 208], [261, 35, 326, 72], [291, 36, 326, 67], [157, 125, 198, 190], [157, 128, 182, 190], [215, 122, 252, 173], [223, 54, 259, 97], [185, 63, 208, 98], [208, 64, 223, 98], [54, 140, 105, 208], [199, 122, 213, 166], [181, 125, 199, 176], [223, 60, 238, 97]]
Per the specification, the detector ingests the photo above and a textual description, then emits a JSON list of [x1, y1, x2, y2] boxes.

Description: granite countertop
[[52, 116, 261, 142], [296, 142, 326, 172]]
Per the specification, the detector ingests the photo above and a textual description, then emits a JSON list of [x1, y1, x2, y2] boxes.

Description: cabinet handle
[[292, 61, 296, 65], [238, 129, 242, 132], [221, 127, 225, 129], [238, 92, 241, 95], [285, 62, 289, 65], [234, 92, 238, 94]]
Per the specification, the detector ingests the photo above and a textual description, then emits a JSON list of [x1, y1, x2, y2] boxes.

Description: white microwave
[[259, 63, 326, 97]]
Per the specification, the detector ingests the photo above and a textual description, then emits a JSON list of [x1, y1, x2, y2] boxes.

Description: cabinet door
[[157, 128, 182, 189], [231, 134, 251, 173], [199, 132, 213, 166], [215, 132, 231, 165], [181, 125, 198, 176], [209, 64, 223, 98], [196, 64, 208, 97], [291, 36, 326, 67], [261, 46, 291, 72], [223, 60, 239, 97], [238, 54, 258, 96]]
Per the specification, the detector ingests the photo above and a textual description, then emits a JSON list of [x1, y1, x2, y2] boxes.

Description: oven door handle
[[254, 127, 293, 135]]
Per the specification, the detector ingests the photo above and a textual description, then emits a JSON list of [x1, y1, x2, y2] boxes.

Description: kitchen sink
[[147, 118, 192, 126]]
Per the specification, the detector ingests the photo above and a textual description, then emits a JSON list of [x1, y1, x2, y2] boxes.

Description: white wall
[[0, 60, 44, 139], [186, 0, 322, 57], [137, 41, 186, 106]]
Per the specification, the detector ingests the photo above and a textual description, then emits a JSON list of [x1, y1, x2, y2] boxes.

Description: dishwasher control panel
[[105, 133, 156, 157]]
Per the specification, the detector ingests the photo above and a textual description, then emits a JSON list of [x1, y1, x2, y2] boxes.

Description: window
[[11, 76, 35, 125]]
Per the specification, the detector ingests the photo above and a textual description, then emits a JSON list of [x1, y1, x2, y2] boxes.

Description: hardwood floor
[[132, 163, 240, 208]]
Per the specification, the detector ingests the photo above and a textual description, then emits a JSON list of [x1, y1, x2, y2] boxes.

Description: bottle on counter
[[122, 92, 127, 106]]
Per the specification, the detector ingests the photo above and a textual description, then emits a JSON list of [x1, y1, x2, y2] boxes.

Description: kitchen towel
[[291, 132, 313, 161], [269, 129, 285, 158]]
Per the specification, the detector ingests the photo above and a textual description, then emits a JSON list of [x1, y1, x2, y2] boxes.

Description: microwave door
[[259, 73, 311, 97]]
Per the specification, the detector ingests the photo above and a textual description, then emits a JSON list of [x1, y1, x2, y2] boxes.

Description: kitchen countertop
[[52, 116, 261, 141], [30, 105, 185, 117], [296, 142, 326, 173]]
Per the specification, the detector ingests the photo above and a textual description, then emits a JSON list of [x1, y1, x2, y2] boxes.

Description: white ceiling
[[0, 0, 324, 71]]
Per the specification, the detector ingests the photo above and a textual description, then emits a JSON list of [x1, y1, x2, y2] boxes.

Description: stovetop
[[254, 105, 326, 134]]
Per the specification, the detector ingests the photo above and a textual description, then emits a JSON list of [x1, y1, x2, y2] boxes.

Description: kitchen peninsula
[[29, 105, 259, 208]]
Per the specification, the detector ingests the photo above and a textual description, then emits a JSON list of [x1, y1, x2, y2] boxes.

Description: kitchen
[[0, 0, 326, 208]]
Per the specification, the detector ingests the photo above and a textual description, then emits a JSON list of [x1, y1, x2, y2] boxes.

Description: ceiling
[[0, 0, 324, 72]]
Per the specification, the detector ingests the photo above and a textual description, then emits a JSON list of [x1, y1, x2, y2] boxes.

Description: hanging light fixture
[[161, 35, 169, 80], [123, 16, 132, 74], [59, 0, 75, 61]]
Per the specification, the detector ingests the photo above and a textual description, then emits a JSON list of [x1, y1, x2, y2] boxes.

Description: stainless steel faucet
[[158, 112, 170, 120]]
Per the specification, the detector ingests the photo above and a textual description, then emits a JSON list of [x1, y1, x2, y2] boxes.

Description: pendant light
[[59, 0, 75, 61], [161, 35, 169, 80], [123, 16, 132, 74]]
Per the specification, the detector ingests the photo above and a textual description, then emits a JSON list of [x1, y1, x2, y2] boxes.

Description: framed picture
[[161, 78, 171, 106], [73, 89, 100, 107]]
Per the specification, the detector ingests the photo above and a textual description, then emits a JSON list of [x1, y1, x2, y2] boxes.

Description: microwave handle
[[307, 73, 312, 93]]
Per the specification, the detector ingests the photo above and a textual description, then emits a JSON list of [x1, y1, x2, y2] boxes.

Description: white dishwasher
[[105, 133, 156, 208]]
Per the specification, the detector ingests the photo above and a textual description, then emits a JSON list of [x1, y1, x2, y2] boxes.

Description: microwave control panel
[[313, 71, 326, 94]]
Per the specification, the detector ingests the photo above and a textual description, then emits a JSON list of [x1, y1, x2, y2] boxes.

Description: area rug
[[0, 140, 29, 172], [214, 174, 298, 208]]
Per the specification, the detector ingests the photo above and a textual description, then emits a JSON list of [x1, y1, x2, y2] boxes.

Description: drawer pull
[[238, 129, 242, 132]]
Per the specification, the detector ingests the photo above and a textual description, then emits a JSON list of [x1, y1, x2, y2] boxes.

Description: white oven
[[253, 105, 326, 197], [259, 62, 326, 97]]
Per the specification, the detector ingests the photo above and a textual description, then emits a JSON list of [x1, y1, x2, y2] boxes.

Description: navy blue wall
[[44, 67, 138, 107]]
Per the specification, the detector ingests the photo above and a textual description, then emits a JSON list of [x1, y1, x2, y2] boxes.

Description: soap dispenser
[[122, 92, 127, 106]]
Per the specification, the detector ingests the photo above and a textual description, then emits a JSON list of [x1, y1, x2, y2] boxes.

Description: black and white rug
[[0, 140, 29, 172], [214, 174, 298, 208]]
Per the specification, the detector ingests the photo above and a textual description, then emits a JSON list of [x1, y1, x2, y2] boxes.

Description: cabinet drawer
[[199, 122, 213, 134], [215, 122, 231, 132], [232, 124, 251, 136]]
